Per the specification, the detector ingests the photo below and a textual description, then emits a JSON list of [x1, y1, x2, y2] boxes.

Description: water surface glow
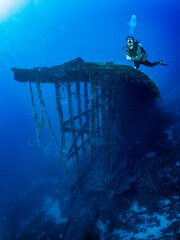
[[0, 0, 30, 21]]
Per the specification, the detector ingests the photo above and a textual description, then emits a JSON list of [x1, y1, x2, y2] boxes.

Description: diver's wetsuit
[[126, 43, 162, 70], [134, 60, 160, 69]]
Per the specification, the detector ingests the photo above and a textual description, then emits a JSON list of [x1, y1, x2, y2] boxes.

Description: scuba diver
[[124, 36, 168, 69]]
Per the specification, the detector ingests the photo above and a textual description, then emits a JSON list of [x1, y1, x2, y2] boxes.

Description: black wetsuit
[[134, 60, 160, 69], [126, 43, 161, 69]]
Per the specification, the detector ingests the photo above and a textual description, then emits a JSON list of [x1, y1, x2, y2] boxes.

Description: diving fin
[[160, 60, 168, 66]]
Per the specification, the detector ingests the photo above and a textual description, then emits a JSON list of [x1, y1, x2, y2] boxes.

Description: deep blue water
[[0, 0, 180, 238]]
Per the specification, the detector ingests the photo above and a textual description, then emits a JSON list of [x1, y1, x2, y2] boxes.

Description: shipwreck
[[12, 57, 161, 192]]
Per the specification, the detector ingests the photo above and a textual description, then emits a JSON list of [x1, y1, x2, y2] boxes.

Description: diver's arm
[[131, 45, 141, 61], [126, 50, 133, 62], [126, 55, 132, 61]]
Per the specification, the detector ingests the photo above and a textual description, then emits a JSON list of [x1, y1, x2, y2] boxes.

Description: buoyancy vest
[[126, 42, 148, 61]]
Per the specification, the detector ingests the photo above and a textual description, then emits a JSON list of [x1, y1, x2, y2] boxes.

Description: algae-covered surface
[[12, 57, 161, 99]]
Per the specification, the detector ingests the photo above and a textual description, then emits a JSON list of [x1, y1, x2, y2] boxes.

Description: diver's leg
[[151, 62, 161, 67], [134, 61, 140, 69], [142, 60, 160, 67]]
